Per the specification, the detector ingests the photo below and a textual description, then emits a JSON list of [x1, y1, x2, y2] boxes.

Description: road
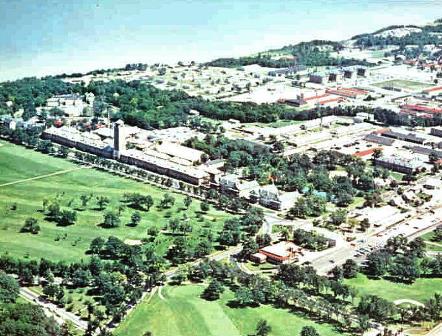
[[20, 287, 88, 331], [310, 205, 442, 275], [426, 322, 442, 336]]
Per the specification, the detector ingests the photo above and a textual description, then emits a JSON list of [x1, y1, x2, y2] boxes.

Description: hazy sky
[[0, 0, 441, 81]]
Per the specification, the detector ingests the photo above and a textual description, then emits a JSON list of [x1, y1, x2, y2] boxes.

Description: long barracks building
[[42, 123, 209, 185]]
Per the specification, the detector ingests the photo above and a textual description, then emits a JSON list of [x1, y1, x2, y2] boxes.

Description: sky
[[0, 0, 441, 81]]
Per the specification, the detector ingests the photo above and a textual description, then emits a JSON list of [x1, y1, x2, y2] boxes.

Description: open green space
[[420, 231, 442, 252], [0, 141, 230, 262], [115, 284, 342, 336], [372, 79, 433, 91], [344, 274, 442, 303]]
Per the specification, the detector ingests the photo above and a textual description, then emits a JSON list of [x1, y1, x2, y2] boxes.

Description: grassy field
[[372, 79, 433, 91], [420, 231, 442, 252], [345, 274, 442, 303], [0, 141, 230, 262], [115, 285, 343, 336]]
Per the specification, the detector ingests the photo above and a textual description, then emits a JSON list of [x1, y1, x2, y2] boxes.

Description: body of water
[[0, 0, 441, 81]]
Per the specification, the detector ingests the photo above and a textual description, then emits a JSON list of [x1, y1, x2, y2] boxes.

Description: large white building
[[46, 94, 86, 117]]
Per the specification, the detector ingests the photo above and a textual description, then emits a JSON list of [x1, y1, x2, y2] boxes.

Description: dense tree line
[[292, 229, 329, 251], [0, 77, 78, 120], [0, 272, 63, 336], [364, 234, 442, 283]]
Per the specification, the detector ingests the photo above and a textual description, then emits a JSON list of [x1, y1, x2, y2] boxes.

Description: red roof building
[[353, 147, 382, 158]]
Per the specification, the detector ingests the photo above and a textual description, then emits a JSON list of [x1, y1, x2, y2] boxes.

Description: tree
[[36, 139, 54, 154], [330, 266, 344, 281], [97, 196, 110, 210], [47, 202, 61, 218], [256, 234, 272, 248], [200, 201, 210, 212], [390, 255, 421, 283], [184, 195, 192, 209], [58, 145, 70, 158], [130, 211, 142, 226], [80, 194, 91, 208], [255, 319, 271, 336], [201, 279, 224, 301], [342, 259, 359, 278], [159, 193, 175, 209], [329, 209, 347, 226], [71, 269, 92, 288], [357, 315, 370, 332], [0, 271, 20, 303], [366, 251, 392, 278], [234, 287, 255, 306], [433, 227, 442, 242], [372, 148, 382, 159], [57, 210, 77, 226], [358, 295, 396, 322], [0, 303, 61, 335], [103, 211, 121, 228], [300, 326, 320, 336], [90, 237, 105, 254], [21, 217, 40, 234]]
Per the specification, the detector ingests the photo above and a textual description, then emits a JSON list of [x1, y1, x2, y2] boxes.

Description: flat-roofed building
[[120, 149, 209, 185], [42, 124, 209, 185], [155, 142, 204, 164], [219, 174, 259, 198], [46, 94, 85, 117], [258, 185, 300, 210], [374, 155, 424, 174], [430, 127, 442, 137], [309, 72, 325, 84], [364, 133, 395, 146], [258, 241, 300, 264]]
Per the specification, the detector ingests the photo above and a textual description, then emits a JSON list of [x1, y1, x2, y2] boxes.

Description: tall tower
[[113, 120, 126, 159]]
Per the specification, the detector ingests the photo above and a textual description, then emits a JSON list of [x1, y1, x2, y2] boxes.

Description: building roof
[[401, 104, 442, 114], [353, 147, 381, 157], [124, 148, 208, 179], [260, 241, 298, 259], [375, 155, 424, 169], [364, 133, 394, 146], [156, 142, 204, 163]]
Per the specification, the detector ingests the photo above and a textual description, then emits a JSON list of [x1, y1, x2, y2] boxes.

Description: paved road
[[310, 205, 442, 275], [20, 287, 88, 331], [426, 322, 442, 336]]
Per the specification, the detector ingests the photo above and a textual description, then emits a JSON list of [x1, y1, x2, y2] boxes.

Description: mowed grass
[[0, 141, 230, 262], [420, 231, 442, 252], [344, 274, 442, 303], [115, 285, 342, 336], [372, 79, 433, 91]]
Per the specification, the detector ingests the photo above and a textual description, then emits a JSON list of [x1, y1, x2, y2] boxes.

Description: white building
[[46, 94, 85, 117]]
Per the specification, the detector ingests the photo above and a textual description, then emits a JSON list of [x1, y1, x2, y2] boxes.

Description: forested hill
[[205, 18, 442, 69], [350, 19, 442, 49], [205, 40, 373, 69]]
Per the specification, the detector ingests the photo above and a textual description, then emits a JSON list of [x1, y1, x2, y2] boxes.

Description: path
[[158, 286, 166, 301], [20, 287, 87, 331], [426, 322, 442, 336], [0, 166, 88, 188], [425, 241, 442, 248]]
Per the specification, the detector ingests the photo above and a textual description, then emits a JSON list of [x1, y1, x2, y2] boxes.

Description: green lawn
[[345, 274, 442, 303], [372, 80, 433, 91], [0, 141, 230, 262], [115, 285, 342, 336], [420, 231, 442, 252]]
